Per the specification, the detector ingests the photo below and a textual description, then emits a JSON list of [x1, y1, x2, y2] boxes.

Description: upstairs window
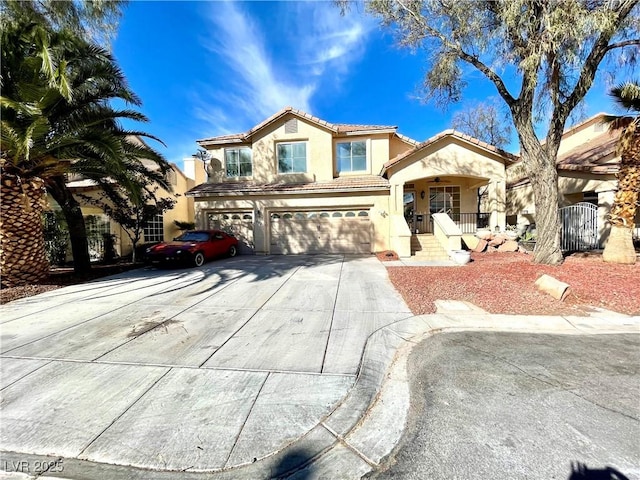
[[277, 142, 307, 173], [337, 141, 367, 172], [225, 147, 252, 177]]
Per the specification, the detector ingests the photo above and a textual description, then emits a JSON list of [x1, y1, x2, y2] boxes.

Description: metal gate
[[560, 202, 599, 251]]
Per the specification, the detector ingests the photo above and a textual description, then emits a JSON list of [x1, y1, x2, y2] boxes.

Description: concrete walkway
[[0, 255, 638, 479]]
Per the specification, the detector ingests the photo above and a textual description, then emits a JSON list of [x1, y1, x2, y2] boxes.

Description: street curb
[[1, 312, 638, 480]]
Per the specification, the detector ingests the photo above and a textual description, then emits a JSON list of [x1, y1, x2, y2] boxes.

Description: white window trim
[[276, 140, 308, 174], [335, 138, 370, 175], [428, 185, 462, 216], [224, 146, 253, 178], [143, 213, 164, 243]]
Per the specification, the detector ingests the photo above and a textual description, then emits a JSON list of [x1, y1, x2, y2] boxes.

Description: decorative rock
[[463, 236, 480, 250], [475, 228, 492, 240], [489, 235, 507, 247], [497, 240, 519, 252], [534, 274, 570, 300], [473, 239, 488, 253]]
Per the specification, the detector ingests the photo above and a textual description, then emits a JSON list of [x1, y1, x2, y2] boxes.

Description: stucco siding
[[387, 140, 506, 184], [389, 136, 414, 161], [557, 117, 608, 156], [206, 116, 334, 184]]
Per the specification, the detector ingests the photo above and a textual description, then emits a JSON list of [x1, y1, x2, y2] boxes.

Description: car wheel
[[193, 252, 205, 267], [228, 245, 238, 257]]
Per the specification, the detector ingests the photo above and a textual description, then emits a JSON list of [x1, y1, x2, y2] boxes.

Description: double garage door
[[270, 209, 372, 254]]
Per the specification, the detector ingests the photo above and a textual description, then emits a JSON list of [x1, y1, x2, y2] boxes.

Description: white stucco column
[[253, 201, 267, 255], [389, 183, 404, 215], [194, 202, 206, 229], [488, 180, 507, 232], [388, 182, 412, 257], [597, 189, 615, 247]]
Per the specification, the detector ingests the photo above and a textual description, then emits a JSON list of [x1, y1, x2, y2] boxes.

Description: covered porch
[[382, 131, 514, 258]]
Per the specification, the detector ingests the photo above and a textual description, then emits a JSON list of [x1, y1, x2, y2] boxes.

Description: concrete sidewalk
[[1, 255, 638, 480]]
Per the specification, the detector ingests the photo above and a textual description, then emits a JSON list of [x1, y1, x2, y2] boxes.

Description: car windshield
[[177, 232, 210, 242]]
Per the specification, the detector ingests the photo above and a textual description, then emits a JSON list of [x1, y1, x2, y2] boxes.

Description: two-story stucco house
[[185, 107, 516, 258]]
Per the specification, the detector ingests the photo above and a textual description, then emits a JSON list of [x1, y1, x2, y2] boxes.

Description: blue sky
[[112, 1, 627, 170]]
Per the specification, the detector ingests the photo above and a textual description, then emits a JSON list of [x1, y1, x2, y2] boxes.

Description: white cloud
[[298, 4, 373, 77], [194, 1, 373, 136]]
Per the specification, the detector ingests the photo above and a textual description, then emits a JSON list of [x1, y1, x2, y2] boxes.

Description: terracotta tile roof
[[197, 107, 398, 146], [186, 175, 390, 197], [335, 124, 396, 133], [382, 129, 518, 173], [394, 132, 420, 146], [507, 127, 622, 188], [556, 128, 620, 174]]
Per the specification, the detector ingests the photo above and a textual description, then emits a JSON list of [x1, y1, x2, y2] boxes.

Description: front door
[[404, 191, 416, 232]]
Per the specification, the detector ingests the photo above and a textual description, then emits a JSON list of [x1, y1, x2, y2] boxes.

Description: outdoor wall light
[[420, 190, 425, 200]]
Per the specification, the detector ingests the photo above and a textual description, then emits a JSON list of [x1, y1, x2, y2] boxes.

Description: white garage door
[[206, 212, 254, 254], [270, 210, 371, 254]]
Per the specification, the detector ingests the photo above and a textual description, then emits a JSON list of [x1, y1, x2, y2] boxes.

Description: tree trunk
[[518, 135, 564, 265], [0, 174, 50, 287], [47, 176, 92, 274], [602, 225, 636, 264]]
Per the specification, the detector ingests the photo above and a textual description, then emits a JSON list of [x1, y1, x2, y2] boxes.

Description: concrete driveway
[[0, 255, 411, 477]]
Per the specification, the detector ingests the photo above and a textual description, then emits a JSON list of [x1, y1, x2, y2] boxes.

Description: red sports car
[[145, 230, 238, 267]]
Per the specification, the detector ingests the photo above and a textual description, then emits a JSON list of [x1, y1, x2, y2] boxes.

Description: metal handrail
[[410, 212, 490, 234]]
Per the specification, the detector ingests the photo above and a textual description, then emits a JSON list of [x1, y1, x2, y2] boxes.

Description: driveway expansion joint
[[76, 368, 173, 457]]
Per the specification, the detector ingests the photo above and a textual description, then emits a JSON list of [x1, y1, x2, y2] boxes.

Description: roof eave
[[186, 186, 390, 198], [341, 128, 397, 136]]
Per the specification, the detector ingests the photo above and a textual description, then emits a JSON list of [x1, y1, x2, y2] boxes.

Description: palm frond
[[610, 81, 640, 114]]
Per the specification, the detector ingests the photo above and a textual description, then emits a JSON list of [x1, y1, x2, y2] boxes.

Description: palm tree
[[1, 6, 170, 286], [602, 81, 640, 265]]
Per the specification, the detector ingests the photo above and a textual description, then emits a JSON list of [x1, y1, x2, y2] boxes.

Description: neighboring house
[[185, 107, 515, 258], [47, 138, 205, 260], [506, 113, 639, 248]]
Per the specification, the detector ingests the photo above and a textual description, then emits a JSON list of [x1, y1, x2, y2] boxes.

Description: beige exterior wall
[[205, 116, 335, 183], [202, 114, 415, 184], [557, 116, 609, 156], [183, 157, 207, 185], [507, 173, 617, 213], [389, 136, 414, 162]]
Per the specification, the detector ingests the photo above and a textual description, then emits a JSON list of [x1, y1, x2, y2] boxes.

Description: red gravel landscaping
[[386, 251, 640, 316]]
